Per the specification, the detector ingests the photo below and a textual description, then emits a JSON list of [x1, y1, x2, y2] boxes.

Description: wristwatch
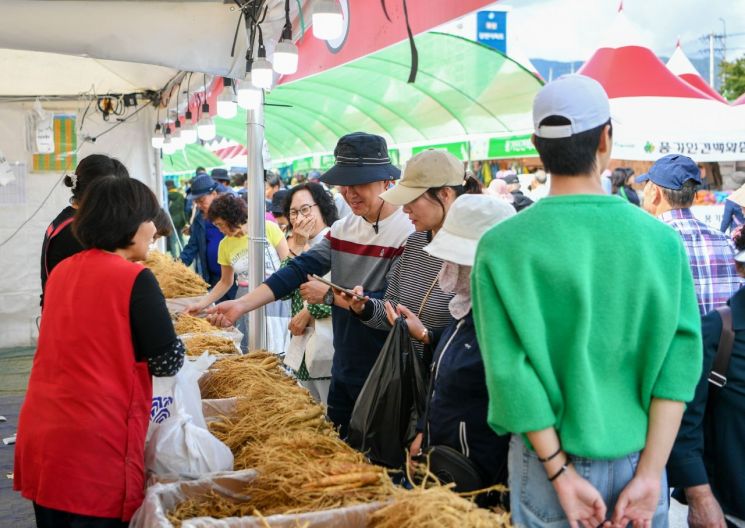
[[323, 287, 335, 306]]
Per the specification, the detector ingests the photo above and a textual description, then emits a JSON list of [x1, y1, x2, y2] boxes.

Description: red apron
[[15, 249, 152, 521]]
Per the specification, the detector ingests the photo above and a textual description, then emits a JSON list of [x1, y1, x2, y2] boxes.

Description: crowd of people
[[11, 73, 745, 528]]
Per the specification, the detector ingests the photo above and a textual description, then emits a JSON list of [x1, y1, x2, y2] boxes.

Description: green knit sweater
[[472, 194, 702, 459]]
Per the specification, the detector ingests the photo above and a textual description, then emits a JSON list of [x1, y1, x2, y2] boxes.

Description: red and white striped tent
[[577, 14, 745, 162], [666, 42, 728, 103]]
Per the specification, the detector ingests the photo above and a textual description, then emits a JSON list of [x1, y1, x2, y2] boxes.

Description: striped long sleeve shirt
[[659, 208, 742, 316], [264, 208, 414, 384], [356, 231, 454, 359]]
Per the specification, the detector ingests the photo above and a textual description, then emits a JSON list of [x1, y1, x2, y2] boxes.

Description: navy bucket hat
[[320, 132, 401, 186]]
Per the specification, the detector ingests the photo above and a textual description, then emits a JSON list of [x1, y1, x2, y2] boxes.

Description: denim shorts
[[508, 435, 668, 527]]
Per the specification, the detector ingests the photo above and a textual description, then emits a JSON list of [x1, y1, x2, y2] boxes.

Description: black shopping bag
[[347, 317, 428, 468]]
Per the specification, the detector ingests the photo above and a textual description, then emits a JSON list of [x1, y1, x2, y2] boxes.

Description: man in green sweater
[[472, 74, 702, 528]]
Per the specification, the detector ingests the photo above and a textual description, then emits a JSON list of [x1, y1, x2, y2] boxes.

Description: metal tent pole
[[246, 93, 266, 351]]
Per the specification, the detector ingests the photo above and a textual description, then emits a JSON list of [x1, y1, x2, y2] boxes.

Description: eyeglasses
[[289, 203, 317, 218]]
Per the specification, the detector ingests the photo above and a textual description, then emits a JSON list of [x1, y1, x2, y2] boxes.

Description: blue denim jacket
[[178, 212, 210, 282]]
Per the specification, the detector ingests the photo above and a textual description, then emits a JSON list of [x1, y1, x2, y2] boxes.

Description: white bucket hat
[[423, 194, 515, 266]]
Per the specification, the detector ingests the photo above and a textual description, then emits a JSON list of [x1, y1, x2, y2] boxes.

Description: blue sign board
[[476, 11, 507, 54]]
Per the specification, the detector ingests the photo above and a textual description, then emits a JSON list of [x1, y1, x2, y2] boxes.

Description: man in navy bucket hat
[[320, 132, 401, 185], [208, 132, 414, 437], [640, 154, 740, 316]]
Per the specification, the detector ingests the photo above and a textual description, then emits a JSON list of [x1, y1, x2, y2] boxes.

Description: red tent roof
[[734, 93, 745, 106], [666, 44, 727, 102], [578, 45, 712, 99]]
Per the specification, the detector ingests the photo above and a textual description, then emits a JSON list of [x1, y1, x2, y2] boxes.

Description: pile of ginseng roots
[[168, 352, 394, 524], [168, 351, 512, 527], [144, 250, 209, 298]]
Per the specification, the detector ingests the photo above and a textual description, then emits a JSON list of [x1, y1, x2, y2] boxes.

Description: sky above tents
[[496, 0, 745, 62]]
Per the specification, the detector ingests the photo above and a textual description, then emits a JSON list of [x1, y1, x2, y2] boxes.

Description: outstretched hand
[[206, 300, 243, 328]]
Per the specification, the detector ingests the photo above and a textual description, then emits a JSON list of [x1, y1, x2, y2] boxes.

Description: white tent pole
[[246, 94, 267, 351]]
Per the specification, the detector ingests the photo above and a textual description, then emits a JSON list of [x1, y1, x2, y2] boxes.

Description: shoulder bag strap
[[709, 305, 734, 388], [417, 275, 440, 318]]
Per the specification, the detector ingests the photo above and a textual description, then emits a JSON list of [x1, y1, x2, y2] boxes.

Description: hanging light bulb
[[274, 41, 298, 75], [151, 123, 164, 149], [237, 78, 263, 110], [162, 139, 176, 155], [162, 125, 175, 154], [171, 133, 185, 150], [274, 0, 298, 75], [252, 58, 274, 89], [216, 78, 238, 119], [197, 100, 216, 141], [312, 0, 343, 40], [171, 118, 184, 150], [180, 109, 198, 144], [251, 25, 274, 90]]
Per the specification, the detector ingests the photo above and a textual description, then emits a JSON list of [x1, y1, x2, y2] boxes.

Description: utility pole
[[709, 32, 715, 86], [719, 18, 727, 62], [698, 30, 725, 89]]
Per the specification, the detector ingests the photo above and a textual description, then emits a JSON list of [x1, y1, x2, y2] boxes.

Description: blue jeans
[[509, 435, 668, 527]]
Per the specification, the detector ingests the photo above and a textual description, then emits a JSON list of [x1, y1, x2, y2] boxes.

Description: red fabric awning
[[579, 46, 712, 99], [279, 0, 495, 85]]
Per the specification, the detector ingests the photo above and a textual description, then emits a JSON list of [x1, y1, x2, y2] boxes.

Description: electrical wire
[[88, 102, 151, 142], [294, 0, 305, 37], [0, 70, 182, 249], [0, 162, 72, 249]]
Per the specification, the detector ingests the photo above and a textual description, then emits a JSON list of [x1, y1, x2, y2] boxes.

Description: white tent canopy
[[609, 97, 745, 161], [0, 49, 179, 97], [578, 21, 745, 163], [0, 1, 296, 82]]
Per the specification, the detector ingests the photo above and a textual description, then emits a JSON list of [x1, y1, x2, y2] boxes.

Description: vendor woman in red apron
[[15, 176, 185, 528]]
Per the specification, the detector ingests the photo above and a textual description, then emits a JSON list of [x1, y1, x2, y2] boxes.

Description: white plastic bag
[[145, 411, 234, 479], [283, 315, 333, 377], [145, 353, 233, 478], [305, 316, 334, 378]]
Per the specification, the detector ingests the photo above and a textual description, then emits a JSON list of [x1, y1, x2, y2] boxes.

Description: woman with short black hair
[[15, 176, 185, 528], [40, 154, 129, 306]]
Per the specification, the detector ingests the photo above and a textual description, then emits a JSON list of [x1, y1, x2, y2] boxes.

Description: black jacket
[[40, 206, 83, 306], [668, 286, 745, 519], [510, 191, 534, 212], [423, 312, 510, 486]]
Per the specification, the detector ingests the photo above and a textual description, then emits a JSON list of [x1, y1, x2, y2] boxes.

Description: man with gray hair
[[639, 154, 741, 316]]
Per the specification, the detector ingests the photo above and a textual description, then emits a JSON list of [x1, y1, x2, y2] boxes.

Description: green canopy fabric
[[216, 32, 542, 162], [160, 143, 223, 175]]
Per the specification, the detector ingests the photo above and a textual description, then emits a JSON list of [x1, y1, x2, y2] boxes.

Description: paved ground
[[0, 347, 35, 527]]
